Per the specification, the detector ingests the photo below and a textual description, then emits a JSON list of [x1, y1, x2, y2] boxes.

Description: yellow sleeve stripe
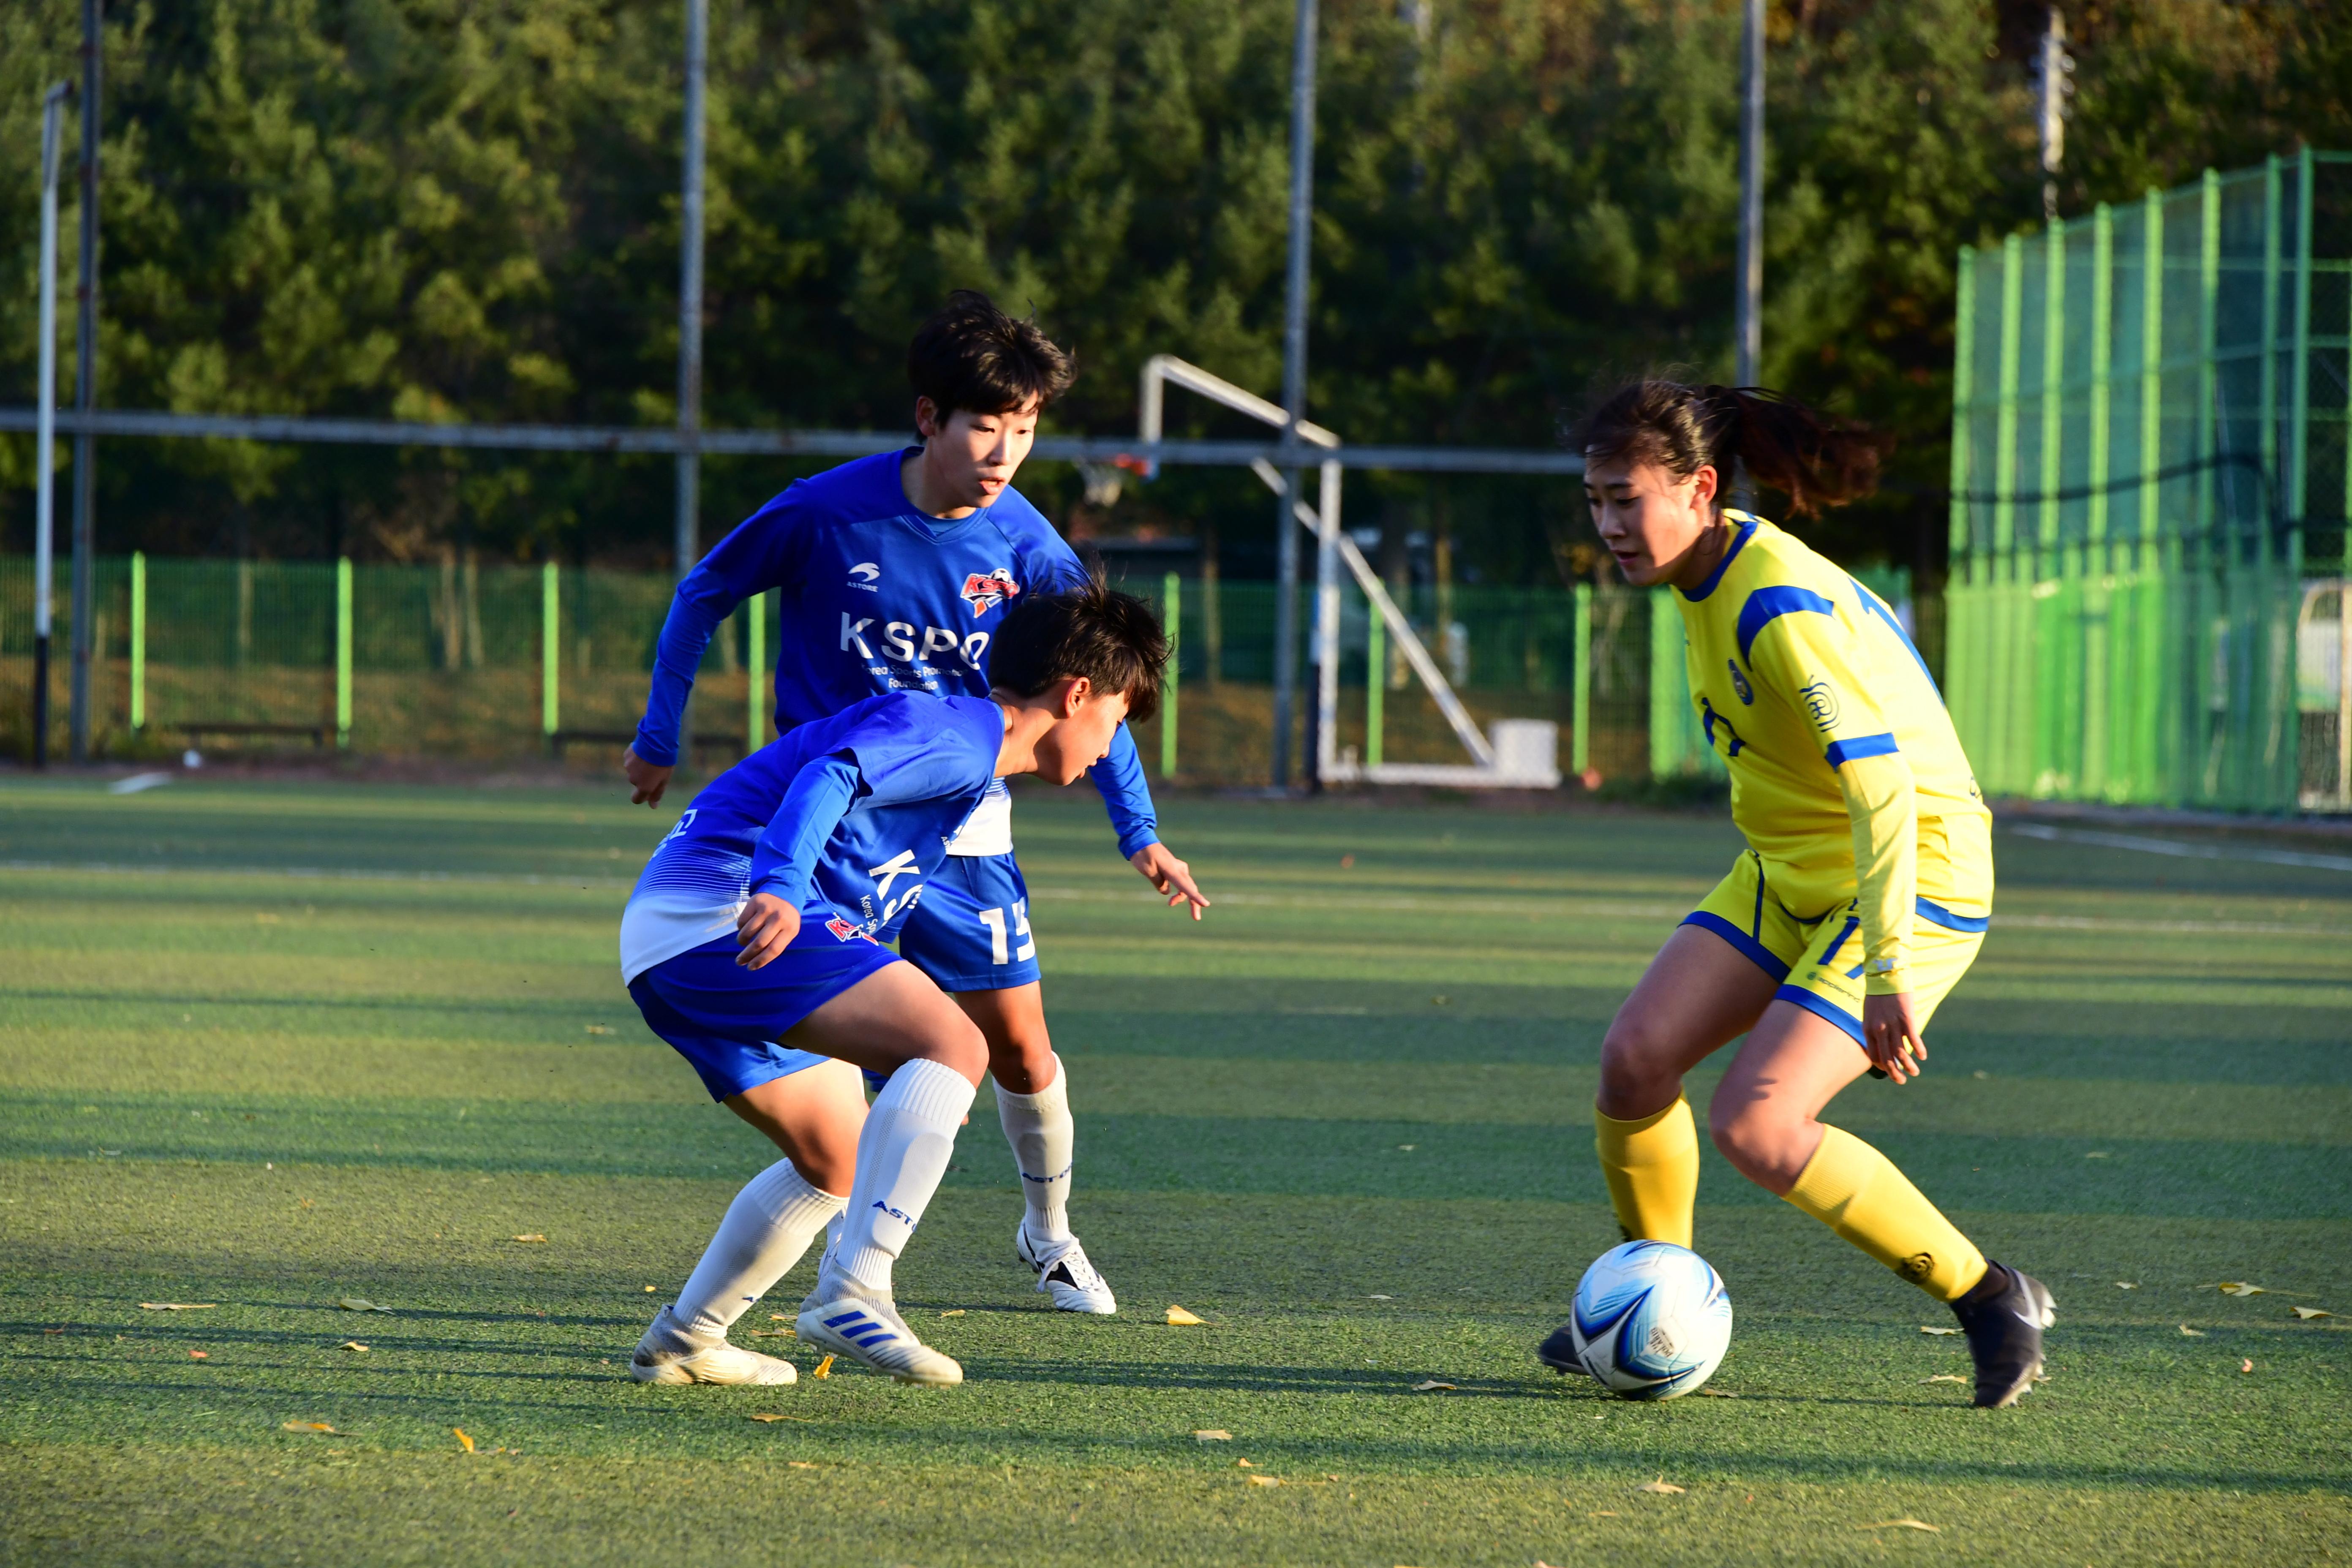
[[1824, 733, 1900, 768]]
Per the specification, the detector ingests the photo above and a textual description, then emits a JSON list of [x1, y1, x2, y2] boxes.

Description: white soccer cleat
[[629, 1306, 798, 1386], [1015, 1224, 1117, 1315], [796, 1285, 964, 1386]]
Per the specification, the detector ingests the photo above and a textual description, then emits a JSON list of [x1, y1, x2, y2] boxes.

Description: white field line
[[0, 859, 2343, 938], [2009, 821, 2352, 873]]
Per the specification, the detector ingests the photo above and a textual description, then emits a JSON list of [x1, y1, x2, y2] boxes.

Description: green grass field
[[0, 774, 2346, 1566]]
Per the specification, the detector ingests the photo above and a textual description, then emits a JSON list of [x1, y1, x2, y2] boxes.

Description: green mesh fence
[[1947, 148, 2352, 811]]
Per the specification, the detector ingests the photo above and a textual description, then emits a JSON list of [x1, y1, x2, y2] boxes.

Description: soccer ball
[[1564, 1239, 1733, 1400]]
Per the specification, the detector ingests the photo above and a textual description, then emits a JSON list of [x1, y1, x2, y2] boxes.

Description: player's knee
[[1597, 1015, 1680, 1113], [984, 1021, 1055, 1095], [923, 1013, 991, 1086], [1706, 1096, 1805, 1187]]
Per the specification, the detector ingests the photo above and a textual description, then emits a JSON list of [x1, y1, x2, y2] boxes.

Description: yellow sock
[[1594, 1097, 1698, 1249], [1783, 1126, 1987, 1301]]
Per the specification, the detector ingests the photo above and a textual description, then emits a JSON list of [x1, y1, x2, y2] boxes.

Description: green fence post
[[2289, 146, 2314, 533], [2140, 188, 2166, 552], [1161, 572, 1180, 778], [129, 551, 145, 733], [1648, 588, 1682, 779], [1995, 233, 2024, 561], [2259, 157, 2282, 495], [335, 556, 353, 749], [2137, 189, 2169, 798], [1949, 246, 1976, 572], [1362, 578, 1383, 770], [2198, 171, 2222, 552], [747, 589, 767, 754], [542, 560, 561, 743], [2040, 219, 2066, 561], [1571, 582, 1592, 777]]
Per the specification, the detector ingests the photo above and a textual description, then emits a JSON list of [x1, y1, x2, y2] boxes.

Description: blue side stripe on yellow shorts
[[1682, 911, 1792, 983], [1915, 896, 1990, 932], [1773, 983, 1863, 1044]]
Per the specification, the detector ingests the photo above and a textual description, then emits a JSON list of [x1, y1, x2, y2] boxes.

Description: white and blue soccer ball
[[1567, 1240, 1734, 1400]]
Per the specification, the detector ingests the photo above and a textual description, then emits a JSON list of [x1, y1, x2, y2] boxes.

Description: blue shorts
[[896, 851, 1041, 993], [628, 925, 901, 1102]]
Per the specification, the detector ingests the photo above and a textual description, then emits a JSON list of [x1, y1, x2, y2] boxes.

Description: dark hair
[[988, 575, 1167, 726], [1578, 379, 1886, 517], [907, 290, 1077, 419]]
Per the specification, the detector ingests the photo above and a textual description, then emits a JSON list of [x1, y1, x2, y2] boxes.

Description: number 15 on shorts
[[977, 900, 1035, 966]]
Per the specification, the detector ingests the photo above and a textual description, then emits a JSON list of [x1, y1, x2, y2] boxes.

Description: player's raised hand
[[1129, 843, 1209, 921], [735, 893, 800, 969], [623, 746, 675, 808], [1860, 990, 1927, 1084]]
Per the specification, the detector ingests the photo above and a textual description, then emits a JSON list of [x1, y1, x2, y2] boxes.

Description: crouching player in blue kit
[[620, 581, 1167, 1386], [622, 293, 1206, 1330]]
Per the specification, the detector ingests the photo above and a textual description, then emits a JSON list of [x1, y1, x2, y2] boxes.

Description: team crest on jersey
[[1727, 659, 1754, 705], [825, 917, 863, 942], [959, 567, 1021, 617]]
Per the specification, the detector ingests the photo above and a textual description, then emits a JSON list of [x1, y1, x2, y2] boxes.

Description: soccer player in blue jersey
[[621, 294, 1204, 1359], [621, 581, 1168, 1387]]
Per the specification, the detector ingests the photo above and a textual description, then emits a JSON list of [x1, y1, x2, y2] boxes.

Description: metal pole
[[1733, 0, 1763, 389], [69, 0, 101, 763], [34, 82, 70, 768], [1272, 0, 1318, 789], [674, 0, 708, 765], [2034, 6, 2069, 223], [1312, 458, 1342, 788], [542, 560, 561, 743]]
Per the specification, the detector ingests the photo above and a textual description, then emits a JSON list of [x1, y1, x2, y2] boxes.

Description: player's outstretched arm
[[1086, 723, 1207, 917]]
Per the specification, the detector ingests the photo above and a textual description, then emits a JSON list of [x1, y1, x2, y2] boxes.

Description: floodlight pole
[[1273, 0, 1318, 791], [674, 0, 708, 764], [68, 0, 101, 764], [1734, 0, 1762, 392], [34, 82, 72, 769]]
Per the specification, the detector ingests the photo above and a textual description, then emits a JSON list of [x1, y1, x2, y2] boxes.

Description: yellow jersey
[[1672, 512, 1992, 994]]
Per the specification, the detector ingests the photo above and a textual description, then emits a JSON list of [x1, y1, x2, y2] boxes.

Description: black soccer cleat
[[1949, 1260, 2055, 1408], [1535, 1322, 1581, 1375]]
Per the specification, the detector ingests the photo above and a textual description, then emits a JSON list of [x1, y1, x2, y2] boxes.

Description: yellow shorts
[[1682, 851, 1988, 1045]]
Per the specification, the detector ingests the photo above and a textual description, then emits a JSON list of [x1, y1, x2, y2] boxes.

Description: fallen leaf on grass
[[1409, 1380, 1456, 1392], [1368, 1294, 1394, 1301], [512, 1234, 548, 1244], [139, 1302, 215, 1312], [748, 1413, 811, 1424], [584, 1024, 611, 1035], [1195, 1430, 1232, 1442], [811, 1355, 833, 1380], [747, 1328, 794, 1339], [1236, 1459, 1255, 1468], [2178, 1325, 2205, 1337], [1637, 1479, 1685, 1495], [1246, 1475, 1281, 1487], [188, 1350, 208, 1360], [1165, 1305, 1204, 1326], [2084, 1151, 2110, 1159], [339, 1341, 368, 1353], [338, 1298, 392, 1313], [2240, 1359, 2254, 1373], [2115, 1282, 2138, 1290], [2291, 1307, 2335, 1320], [1698, 1388, 1739, 1398], [1588, 1511, 1620, 1518], [1922, 1374, 1967, 1384], [1856, 1519, 1940, 1533], [2203, 1282, 2266, 1297], [1919, 1326, 1958, 1336], [787, 1460, 818, 1470], [282, 1421, 336, 1434], [940, 1309, 966, 1317], [770, 1313, 788, 1321], [453, 1428, 475, 1454]]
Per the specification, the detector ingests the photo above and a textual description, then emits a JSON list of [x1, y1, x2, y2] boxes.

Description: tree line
[[2, 0, 2344, 589]]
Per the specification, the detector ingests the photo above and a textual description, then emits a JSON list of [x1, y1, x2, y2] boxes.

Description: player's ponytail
[[1578, 379, 1886, 518]]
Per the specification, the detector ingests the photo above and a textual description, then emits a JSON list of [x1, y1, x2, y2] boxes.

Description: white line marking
[[2009, 822, 2352, 873], [105, 772, 174, 795]]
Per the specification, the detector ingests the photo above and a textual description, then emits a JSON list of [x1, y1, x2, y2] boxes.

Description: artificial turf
[[0, 773, 2345, 1566]]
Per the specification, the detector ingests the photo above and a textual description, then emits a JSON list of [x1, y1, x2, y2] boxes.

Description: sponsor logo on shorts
[[959, 567, 1021, 617]]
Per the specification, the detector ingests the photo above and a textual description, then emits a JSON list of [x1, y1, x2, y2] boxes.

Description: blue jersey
[[618, 691, 1003, 982], [632, 449, 1158, 858]]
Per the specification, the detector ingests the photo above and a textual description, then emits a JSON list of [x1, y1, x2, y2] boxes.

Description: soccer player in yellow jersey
[[1538, 380, 2054, 1408]]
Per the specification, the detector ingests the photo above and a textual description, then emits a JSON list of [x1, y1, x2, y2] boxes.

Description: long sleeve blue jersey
[[632, 449, 1159, 858]]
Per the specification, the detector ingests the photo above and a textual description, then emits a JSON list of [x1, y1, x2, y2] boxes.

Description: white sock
[[996, 1056, 1075, 1247], [830, 1058, 977, 1298], [673, 1159, 846, 1341]]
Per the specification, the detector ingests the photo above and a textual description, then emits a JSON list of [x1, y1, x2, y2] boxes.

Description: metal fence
[[5, 553, 1917, 789], [1946, 148, 2352, 812]]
